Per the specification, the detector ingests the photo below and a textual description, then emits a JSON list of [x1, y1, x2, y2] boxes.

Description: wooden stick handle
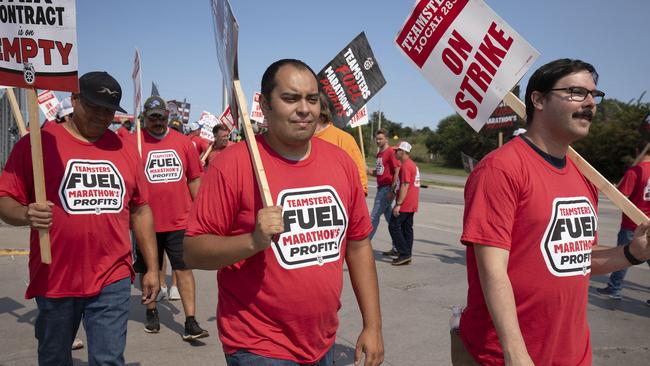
[[503, 91, 649, 225], [630, 143, 650, 167], [200, 144, 214, 165], [27, 89, 51, 264], [136, 117, 142, 157], [233, 80, 273, 207], [6, 88, 28, 136], [357, 126, 366, 161]]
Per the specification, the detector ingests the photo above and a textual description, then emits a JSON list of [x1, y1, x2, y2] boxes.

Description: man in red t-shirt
[[597, 145, 650, 300], [0, 72, 159, 365], [458, 59, 650, 366], [187, 121, 210, 157], [388, 141, 420, 266], [117, 119, 133, 139], [368, 129, 400, 250], [184, 59, 383, 366], [131, 96, 208, 341], [204, 123, 232, 167]]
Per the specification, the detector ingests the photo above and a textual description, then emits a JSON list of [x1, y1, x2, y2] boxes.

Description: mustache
[[572, 110, 594, 120]]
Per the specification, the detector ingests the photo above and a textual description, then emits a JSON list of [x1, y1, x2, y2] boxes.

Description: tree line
[[349, 95, 649, 182]]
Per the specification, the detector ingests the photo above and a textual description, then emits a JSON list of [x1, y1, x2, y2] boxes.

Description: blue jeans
[[369, 185, 393, 240], [389, 212, 415, 257], [35, 277, 131, 366], [225, 346, 335, 366], [607, 229, 650, 294]]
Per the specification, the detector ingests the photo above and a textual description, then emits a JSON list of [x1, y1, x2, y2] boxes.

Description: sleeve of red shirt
[[184, 140, 203, 181], [461, 164, 519, 250], [618, 166, 638, 197], [186, 164, 238, 237], [0, 137, 33, 205], [400, 162, 414, 184]]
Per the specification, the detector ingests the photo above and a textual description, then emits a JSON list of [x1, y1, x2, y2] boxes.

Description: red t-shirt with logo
[[459, 137, 598, 366], [186, 136, 371, 363], [618, 162, 650, 230], [130, 129, 202, 232], [0, 123, 148, 299], [375, 146, 400, 187], [397, 159, 420, 213]]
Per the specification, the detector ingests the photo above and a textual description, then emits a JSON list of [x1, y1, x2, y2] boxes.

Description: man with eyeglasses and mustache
[[456, 59, 650, 366], [130, 96, 208, 341], [0, 71, 160, 365]]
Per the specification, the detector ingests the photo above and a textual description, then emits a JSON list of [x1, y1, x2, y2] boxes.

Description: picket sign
[[233, 80, 273, 206], [502, 92, 649, 225], [6, 88, 28, 136]]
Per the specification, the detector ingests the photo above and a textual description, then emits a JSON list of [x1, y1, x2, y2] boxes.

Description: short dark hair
[[261, 59, 317, 101], [319, 92, 331, 123], [375, 129, 387, 137], [525, 58, 598, 124], [213, 123, 229, 135]]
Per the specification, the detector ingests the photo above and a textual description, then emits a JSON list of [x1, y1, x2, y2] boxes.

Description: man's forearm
[[395, 184, 409, 205], [131, 204, 159, 273], [475, 245, 530, 361], [184, 233, 261, 270], [188, 177, 201, 201], [346, 239, 382, 330], [0, 196, 28, 226]]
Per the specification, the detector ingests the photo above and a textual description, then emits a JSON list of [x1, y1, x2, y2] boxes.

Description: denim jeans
[[225, 346, 335, 366], [35, 277, 131, 366], [389, 212, 415, 257], [369, 185, 393, 240], [607, 229, 650, 294]]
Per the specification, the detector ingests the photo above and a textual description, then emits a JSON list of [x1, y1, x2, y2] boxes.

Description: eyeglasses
[[147, 114, 167, 121], [548, 86, 605, 104]]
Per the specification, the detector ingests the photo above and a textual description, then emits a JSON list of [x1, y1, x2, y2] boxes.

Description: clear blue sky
[[73, 0, 650, 130]]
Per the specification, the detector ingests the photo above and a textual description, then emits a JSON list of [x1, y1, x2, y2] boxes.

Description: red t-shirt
[[130, 130, 202, 232], [459, 137, 598, 366], [0, 123, 148, 299], [397, 159, 420, 213], [191, 134, 210, 157], [206, 140, 235, 165], [186, 136, 371, 363], [117, 126, 131, 139], [375, 146, 400, 187], [618, 161, 650, 230]]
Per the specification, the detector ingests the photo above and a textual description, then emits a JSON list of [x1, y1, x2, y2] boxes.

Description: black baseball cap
[[78, 71, 127, 113]]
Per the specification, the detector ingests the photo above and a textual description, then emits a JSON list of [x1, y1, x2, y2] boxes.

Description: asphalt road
[[0, 182, 648, 365]]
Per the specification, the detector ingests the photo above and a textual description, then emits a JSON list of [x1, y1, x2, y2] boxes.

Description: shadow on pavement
[[128, 295, 186, 338], [587, 288, 650, 318]]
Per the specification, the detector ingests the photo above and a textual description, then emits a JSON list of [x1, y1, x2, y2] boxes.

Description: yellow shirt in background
[[314, 122, 368, 195]]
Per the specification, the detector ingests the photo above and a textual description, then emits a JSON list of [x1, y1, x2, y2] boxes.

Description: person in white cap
[[389, 141, 421, 265], [187, 121, 210, 158]]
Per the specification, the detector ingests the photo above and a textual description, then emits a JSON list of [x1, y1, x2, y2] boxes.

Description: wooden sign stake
[[26, 89, 52, 263], [200, 144, 214, 166], [6, 88, 28, 137], [358, 126, 366, 161], [503, 91, 648, 225], [233, 80, 273, 207]]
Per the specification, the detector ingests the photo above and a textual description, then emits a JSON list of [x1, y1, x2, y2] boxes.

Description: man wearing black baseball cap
[[0, 71, 160, 365]]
